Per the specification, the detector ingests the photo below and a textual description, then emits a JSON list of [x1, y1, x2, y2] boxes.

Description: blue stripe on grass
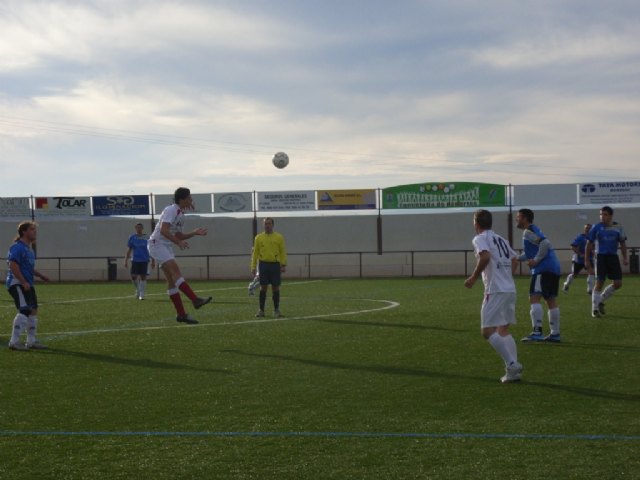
[[0, 431, 639, 441]]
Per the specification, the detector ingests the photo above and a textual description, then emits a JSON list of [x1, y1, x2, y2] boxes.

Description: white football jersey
[[149, 204, 185, 246], [472, 230, 516, 294]]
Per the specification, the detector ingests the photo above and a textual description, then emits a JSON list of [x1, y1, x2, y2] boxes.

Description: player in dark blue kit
[[124, 222, 155, 300], [563, 223, 595, 294], [6, 221, 50, 351], [585, 206, 628, 318], [515, 209, 562, 343]]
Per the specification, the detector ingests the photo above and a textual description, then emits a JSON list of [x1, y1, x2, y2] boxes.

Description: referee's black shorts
[[258, 261, 281, 287]]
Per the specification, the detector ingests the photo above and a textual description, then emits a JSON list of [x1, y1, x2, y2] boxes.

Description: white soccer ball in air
[[272, 152, 289, 169]]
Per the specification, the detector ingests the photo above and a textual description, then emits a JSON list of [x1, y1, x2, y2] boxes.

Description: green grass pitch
[[1, 277, 638, 479]]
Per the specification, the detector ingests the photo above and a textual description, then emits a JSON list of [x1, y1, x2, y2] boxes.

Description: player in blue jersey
[[515, 209, 562, 343], [6, 221, 50, 351], [585, 206, 628, 318], [124, 222, 155, 300], [563, 223, 595, 295]]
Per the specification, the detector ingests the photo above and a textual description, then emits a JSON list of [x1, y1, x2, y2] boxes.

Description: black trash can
[[630, 249, 639, 274], [107, 258, 118, 281]]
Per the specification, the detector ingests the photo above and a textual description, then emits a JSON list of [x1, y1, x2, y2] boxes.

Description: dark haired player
[[515, 208, 562, 343], [585, 206, 628, 318], [148, 187, 212, 324]]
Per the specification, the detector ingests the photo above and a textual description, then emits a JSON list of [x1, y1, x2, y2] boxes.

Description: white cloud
[[474, 28, 639, 69], [0, 1, 303, 71], [1, 1, 639, 197]]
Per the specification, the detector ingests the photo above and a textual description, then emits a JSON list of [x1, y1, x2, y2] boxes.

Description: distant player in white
[[464, 209, 522, 383], [148, 187, 212, 324]]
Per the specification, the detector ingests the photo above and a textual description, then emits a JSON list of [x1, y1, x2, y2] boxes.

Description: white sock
[[548, 308, 560, 335], [587, 275, 594, 293], [10, 313, 28, 344], [27, 315, 38, 344], [503, 334, 518, 363], [601, 284, 615, 302], [139, 280, 146, 297], [592, 290, 602, 310], [488, 332, 515, 366], [565, 273, 574, 286], [530, 303, 544, 332]]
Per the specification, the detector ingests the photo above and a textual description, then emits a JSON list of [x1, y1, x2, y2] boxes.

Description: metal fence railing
[[3, 247, 638, 282]]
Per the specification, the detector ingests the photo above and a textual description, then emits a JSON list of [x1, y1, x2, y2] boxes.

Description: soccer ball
[[272, 152, 289, 169]]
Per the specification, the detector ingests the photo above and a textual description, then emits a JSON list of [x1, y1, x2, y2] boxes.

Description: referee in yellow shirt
[[251, 217, 287, 317]]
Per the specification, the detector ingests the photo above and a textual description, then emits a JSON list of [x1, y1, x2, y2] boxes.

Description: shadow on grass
[[221, 349, 640, 402], [42, 348, 231, 375], [556, 342, 640, 353], [521, 341, 640, 353], [522, 380, 640, 401], [309, 317, 467, 332]]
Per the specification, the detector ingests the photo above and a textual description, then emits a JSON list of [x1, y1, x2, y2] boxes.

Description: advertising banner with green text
[[382, 182, 505, 209]]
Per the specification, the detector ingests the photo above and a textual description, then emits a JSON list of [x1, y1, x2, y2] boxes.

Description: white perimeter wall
[[1, 206, 638, 280]]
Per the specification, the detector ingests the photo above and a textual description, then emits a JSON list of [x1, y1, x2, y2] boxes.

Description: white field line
[[0, 279, 326, 308], [34, 277, 396, 337]]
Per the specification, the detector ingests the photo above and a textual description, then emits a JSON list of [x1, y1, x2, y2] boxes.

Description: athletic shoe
[[176, 314, 198, 325], [587, 290, 592, 294], [274, 310, 282, 318], [544, 334, 562, 343], [562, 283, 569, 293], [598, 302, 606, 315], [501, 361, 523, 383], [255, 310, 265, 318], [248, 286, 255, 296], [138, 296, 144, 300], [8, 342, 28, 351], [592, 309, 601, 318], [193, 296, 212, 309], [26, 342, 48, 350], [521, 332, 545, 342]]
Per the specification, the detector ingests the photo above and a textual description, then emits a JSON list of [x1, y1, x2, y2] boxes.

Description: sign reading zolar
[[383, 182, 505, 209], [0, 197, 31, 216], [35, 196, 91, 216], [258, 191, 315, 211], [578, 181, 640, 204]]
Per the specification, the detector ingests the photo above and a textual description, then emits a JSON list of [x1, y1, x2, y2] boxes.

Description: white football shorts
[[148, 240, 175, 266], [480, 292, 516, 328]]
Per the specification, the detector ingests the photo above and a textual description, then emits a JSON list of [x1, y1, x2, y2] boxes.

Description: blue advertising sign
[[92, 195, 150, 216]]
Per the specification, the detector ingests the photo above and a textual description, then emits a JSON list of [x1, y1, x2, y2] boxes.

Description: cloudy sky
[[1, 0, 638, 197]]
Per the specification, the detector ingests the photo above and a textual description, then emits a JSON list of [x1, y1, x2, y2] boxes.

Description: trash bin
[[630, 248, 639, 274], [107, 258, 118, 281]]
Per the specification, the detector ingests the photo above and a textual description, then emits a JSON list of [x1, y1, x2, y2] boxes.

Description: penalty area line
[[0, 430, 638, 441], [36, 279, 326, 307], [41, 299, 400, 337]]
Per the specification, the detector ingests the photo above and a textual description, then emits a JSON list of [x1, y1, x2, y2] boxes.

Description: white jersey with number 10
[[472, 229, 516, 294]]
